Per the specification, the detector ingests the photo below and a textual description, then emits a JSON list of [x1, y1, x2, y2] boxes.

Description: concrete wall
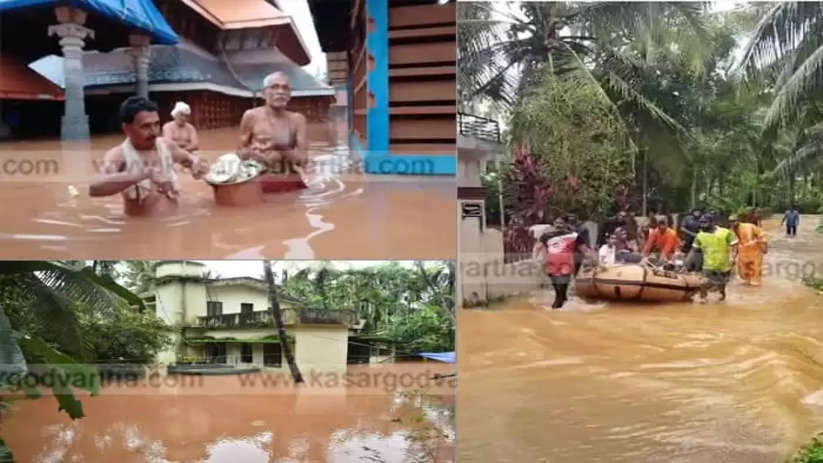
[[458, 199, 488, 306], [294, 325, 348, 372], [458, 157, 483, 188], [207, 285, 271, 315], [155, 281, 184, 325], [182, 280, 208, 325], [202, 328, 278, 339], [155, 261, 205, 279]]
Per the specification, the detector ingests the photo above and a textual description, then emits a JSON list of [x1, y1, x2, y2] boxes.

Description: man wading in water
[[237, 72, 308, 187], [162, 101, 199, 153], [90, 97, 208, 216], [541, 217, 596, 309], [781, 206, 800, 237], [687, 215, 739, 302]]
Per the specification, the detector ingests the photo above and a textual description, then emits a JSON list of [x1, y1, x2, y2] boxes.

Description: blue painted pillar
[[365, 0, 389, 164]]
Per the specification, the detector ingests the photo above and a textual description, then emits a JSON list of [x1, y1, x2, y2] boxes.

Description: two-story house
[[146, 261, 357, 372]]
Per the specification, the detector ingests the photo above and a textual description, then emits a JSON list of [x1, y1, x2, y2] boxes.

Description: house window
[[241, 344, 253, 363], [207, 301, 223, 316], [241, 303, 253, 314], [263, 343, 282, 367], [205, 343, 226, 364]]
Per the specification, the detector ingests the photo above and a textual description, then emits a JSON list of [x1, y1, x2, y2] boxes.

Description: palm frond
[[762, 43, 823, 135], [14, 273, 88, 358], [595, 47, 691, 139], [740, 2, 823, 75], [773, 138, 823, 178], [552, 41, 640, 164]]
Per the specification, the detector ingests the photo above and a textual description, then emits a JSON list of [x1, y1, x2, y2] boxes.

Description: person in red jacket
[[541, 216, 596, 309]]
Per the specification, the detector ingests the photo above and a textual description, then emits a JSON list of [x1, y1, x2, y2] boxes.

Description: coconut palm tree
[[460, 2, 712, 214], [460, 2, 708, 119], [740, 2, 823, 136], [262, 261, 303, 383]]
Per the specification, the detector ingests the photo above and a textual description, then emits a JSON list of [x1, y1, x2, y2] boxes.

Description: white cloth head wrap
[[171, 101, 191, 117]]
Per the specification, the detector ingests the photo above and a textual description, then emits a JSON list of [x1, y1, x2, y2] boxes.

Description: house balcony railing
[[295, 308, 357, 325], [458, 112, 501, 143], [197, 310, 274, 329], [197, 308, 357, 329]]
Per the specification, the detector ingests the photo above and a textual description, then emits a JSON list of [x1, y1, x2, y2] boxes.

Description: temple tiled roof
[[83, 43, 243, 89], [31, 40, 332, 97]]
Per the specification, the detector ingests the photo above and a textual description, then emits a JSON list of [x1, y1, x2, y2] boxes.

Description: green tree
[[0, 261, 146, 459]]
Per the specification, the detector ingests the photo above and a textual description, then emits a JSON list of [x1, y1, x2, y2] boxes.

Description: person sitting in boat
[[544, 217, 597, 309], [730, 215, 767, 286], [90, 96, 209, 217], [599, 234, 619, 266], [612, 227, 642, 263], [642, 215, 681, 265], [237, 72, 308, 176], [687, 216, 739, 302], [162, 101, 199, 153]]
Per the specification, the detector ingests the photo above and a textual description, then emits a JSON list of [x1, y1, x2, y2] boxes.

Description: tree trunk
[[641, 150, 648, 217], [263, 261, 303, 383], [690, 166, 697, 209], [498, 161, 505, 231], [789, 172, 795, 206]]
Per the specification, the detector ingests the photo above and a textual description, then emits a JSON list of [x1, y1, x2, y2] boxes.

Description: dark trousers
[[685, 250, 703, 272], [550, 275, 571, 309], [787, 224, 797, 236]]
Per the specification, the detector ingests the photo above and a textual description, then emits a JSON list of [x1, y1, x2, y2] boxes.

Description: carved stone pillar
[[49, 6, 94, 141], [129, 33, 151, 99]]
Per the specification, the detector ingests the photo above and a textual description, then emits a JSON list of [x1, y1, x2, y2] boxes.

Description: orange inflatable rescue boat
[[575, 263, 705, 303]]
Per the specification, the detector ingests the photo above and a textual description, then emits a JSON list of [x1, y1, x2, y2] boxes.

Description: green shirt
[[694, 227, 739, 272]]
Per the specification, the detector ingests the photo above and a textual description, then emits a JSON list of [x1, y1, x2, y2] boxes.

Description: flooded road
[[0, 127, 454, 259], [2, 363, 455, 462], [458, 216, 823, 462]]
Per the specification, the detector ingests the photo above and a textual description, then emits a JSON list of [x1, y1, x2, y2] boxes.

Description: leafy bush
[[790, 434, 823, 463], [385, 305, 454, 353], [507, 72, 635, 223]]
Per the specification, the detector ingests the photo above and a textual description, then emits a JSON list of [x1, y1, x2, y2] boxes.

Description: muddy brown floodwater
[[2, 363, 455, 462], [0, 126, 455, 259], [459, 216, 823, 463]]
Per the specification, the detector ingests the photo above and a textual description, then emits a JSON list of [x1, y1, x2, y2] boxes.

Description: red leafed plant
[[503, 144, 554, 260]]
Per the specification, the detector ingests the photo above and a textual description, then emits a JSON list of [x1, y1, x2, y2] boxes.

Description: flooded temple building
[[0, 0, 334, 140], [308, 0, 457, 174]]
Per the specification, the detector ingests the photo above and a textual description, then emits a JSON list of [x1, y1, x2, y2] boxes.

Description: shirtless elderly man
[[90, 96, 208, 216], [162, 101, 199, 153], [238, 71, 308, 172]]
